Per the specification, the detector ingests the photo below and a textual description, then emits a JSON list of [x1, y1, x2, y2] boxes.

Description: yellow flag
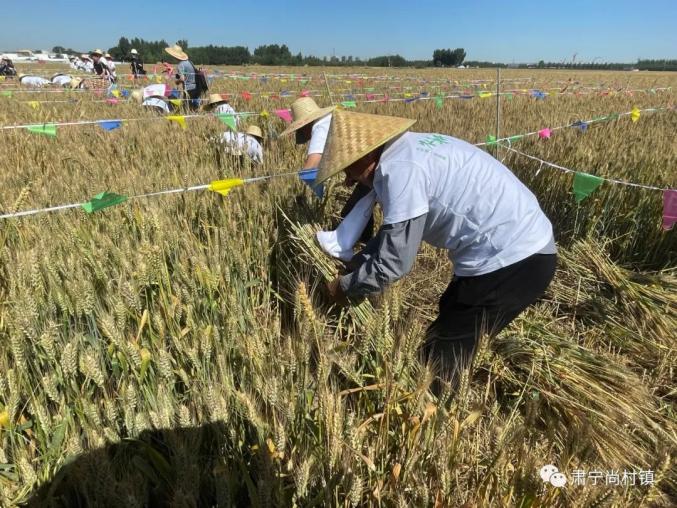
[[208, 178, 245, 197], [404, 92, 412, 98], [28, 101, 40, 109], [631, 107, 640, 123], [167, 115, 187, 129], [169, 99, 182, 108], [280, 79, 287, 83], [260, 109, 269, 118], [479, 92, 492, 99], [0, 76, 5, 82], [155, 75, 163, 84], [112, 89, 121, 98]]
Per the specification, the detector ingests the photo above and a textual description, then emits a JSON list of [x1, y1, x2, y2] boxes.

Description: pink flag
[[106, 98, 119, 105], [663, 189, 677, 230], [379, 95, 390, 103], [538, 128, 552, 139], [274, 109, 292, 123], [300, 90, 310, 97], [366, 93, 375, 101]]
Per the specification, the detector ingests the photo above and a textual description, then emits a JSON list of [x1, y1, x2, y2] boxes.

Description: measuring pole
[[495, 67, 501, 158], [323, 72, 335, 105]]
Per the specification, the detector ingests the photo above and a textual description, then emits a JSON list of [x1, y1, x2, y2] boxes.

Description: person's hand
[[326, 276, 349, 306]]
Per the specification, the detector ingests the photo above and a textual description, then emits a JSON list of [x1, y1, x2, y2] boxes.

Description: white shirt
[[307, 114, 332, 155], [220, 132, 263, 163], [374, 132, 554, 276], [142, 97, 170, 113], [143, 84, 168, 98], [20, 76, 50, 87], [51, 75, 72, 87]]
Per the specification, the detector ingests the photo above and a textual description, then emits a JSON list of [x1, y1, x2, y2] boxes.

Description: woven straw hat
[[90, 49, 103, 57], [204, 93, 229, 109], [316, 110, 416, 184], [105, 53, 112, 59], [70, 78, 83, 89], [165, 44, 189, 61], [80, 54, 90, 60], [280, 97, 334, 136], [246, 125, 263, 140]]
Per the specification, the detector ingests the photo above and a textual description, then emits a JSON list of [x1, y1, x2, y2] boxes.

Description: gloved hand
[[326, 276, 349, 306]]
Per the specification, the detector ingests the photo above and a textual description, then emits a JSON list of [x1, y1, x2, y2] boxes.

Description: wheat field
[[0, 66, 675, 507]]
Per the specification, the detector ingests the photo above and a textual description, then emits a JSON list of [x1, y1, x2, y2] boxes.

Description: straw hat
[[164, 44, 189, 61], [105, 53, 112, 59], [90, 49, 103, 57], [130, 49, 138, 55], [131, 89, 143, 104], [18, 73, 26, 79], [80, 54, 90, 60], [279, 97, 335, 136], [316, 110, 415, 184], [245, 125, 263, 140], [70, 78, 83, 89], [203, 93, 229, 109]]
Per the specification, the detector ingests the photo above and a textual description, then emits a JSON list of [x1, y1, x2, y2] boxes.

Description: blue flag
[[298, 169, 324, 199], [99, 120, 122, 131]]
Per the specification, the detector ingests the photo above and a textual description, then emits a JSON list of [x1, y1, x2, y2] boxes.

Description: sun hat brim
[[164, 47, 189, 61], [316, 111, 416, 185], [279, 106, 335, 136]]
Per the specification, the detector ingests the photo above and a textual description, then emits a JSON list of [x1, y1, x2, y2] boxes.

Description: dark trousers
[[186, 88, 201, 111], [422, 253, 557, 381], [340, 183, 374, 243]]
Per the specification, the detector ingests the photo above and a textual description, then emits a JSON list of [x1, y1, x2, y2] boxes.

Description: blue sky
[[2, 1, 675, 62]]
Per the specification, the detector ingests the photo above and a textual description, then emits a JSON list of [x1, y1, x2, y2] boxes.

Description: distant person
[[203, 93, 239, 123], [18, 73, 50, 87], [79, 54, 94, 72], [219, 125, 264, 164], [0, 55, 17, 76], [131, 86, 175, 114], [89, 49, 115, 83], [130, 49, 146, 78], [104, 53, 117, 80], [282, 97, 374, 243], [51, 72, 72, 87], [164, 44, 205, 111]]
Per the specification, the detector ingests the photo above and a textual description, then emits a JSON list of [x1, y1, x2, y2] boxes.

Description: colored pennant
[[169, 99, 182, 108], [111, 89, 121, 98], [631, 107, 641, 122], [99, 120, 122, 131], [298, 169, 324, 198], [435, 96, 444, 109], [1, 91, 12, 97], [663, 189, 677, 230], [260, 110, 269, 118], [208, 178, 245, 197], [300, 90, 310, 97], [217, 114, 237, 130], [573, 172, 603, 203], [274, 109, 292, 123], [26, 124, 57, 137], [538, 128, 552, 139], [479, 91, 492, 99], [28, 101, 40, 109], [241, 91, 252, 101], [167, 115, 187, 129], [340, 100, 357, 108], [507, 135, 524, 143], [485, 135, 497, 146], [572, 120, 588, 132], [106, 98, 119, 105], [81, 191, 128, 213]]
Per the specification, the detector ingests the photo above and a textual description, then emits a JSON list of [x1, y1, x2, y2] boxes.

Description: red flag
[[241, 91, 252, 101]]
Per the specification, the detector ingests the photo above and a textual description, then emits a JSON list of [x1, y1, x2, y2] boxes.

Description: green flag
[[485, 135, 497, 146], [573, 172, 603, 203], [26, 124, 57, 137], [217, 114, 237, 131], [508, 135, 524, 143], [1, 91, 11, 98], [81, 192, 128, 214], [435, 96, 443, 109], [340, 100, 357, 108]]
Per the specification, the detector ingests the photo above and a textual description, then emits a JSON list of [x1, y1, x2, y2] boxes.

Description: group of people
[[0, 55, 16, 76]]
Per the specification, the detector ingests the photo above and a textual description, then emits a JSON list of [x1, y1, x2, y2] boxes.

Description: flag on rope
[[573, 172, 603, 203], [241, 91, 252, 101], [435, 96, 444, 109], [208, 178, 245, 197], [26, 124, 57, 137], [485, 134, 497, 146], [572, 120, 588, 132], [81, 191, 128, 213], [631, 107, 641, 122], [1, 91, 12, 97], [169, 99, 182, 108], [538, 128, 552, 139], [274, 109, 292, 123], [479, 91, 492, 99], [106, 98, 119, 105], [28, 101, 40, 109], [340, 100, 357, 108], [663, 189, 677, 230], [167, 115, 187, 129], [217, 114, 237, 130], [99, 120, 122, 131]]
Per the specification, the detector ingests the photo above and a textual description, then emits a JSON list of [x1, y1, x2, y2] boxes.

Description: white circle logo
[[540, 464, 558, 482], [549, 472, 567, 487]]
